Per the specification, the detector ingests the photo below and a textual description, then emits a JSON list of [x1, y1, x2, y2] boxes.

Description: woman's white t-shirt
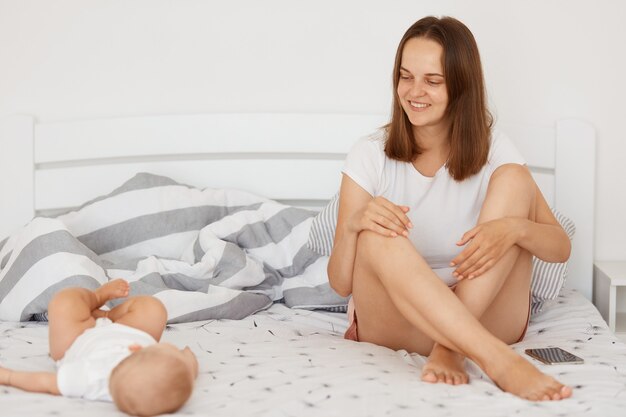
[[342, 129, 525, 286]]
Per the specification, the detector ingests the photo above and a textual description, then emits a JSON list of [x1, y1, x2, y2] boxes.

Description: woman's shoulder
[[489, 128, 510, 146], [487, 128, 526, 166], [343, 128, 388, 195], [348, 128, 387, 156], [360, 128, 386, 147]]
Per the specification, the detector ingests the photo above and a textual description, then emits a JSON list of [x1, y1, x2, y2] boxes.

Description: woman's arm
[[327, 174, 411, 296], [451, 182, 571, 280], [511, 183, 571, 262], [0, 366, 61, 395]]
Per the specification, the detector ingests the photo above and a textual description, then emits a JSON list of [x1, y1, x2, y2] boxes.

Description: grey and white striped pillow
[[307, 197, 575, 313], [530, 210, 576, 313], [306, 193, 339, 256]]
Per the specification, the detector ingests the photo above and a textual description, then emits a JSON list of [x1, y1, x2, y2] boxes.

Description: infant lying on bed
[[0, 279, 198, 416]]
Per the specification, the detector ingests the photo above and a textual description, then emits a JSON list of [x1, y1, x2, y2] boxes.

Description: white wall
[[1, 0, 625, 262]]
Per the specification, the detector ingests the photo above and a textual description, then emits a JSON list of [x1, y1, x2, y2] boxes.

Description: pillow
[[306, 193, 339, 256], [530, 210, 576, 313], [307, 197, 575, 313]]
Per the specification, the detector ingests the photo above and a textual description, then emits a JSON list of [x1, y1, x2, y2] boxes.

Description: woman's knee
[[490, 164, 535, 192], [356, 230, 391, 261], [356, 230, 422, 270], [356, 230, 382, 246]]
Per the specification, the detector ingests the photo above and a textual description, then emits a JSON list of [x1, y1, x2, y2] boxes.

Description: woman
[[327, 16, 572, 401]]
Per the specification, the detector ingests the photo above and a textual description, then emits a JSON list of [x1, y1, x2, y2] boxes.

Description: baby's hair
[[110, 347, 193, 417]]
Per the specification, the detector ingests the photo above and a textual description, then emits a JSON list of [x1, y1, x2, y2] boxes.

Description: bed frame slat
[[0, 115, 35, 238], [35, 159, 345, 210], [34, 114, 388, 163], [555, 119, 596, 300]]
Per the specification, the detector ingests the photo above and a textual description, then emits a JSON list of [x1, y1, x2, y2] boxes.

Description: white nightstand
[[593, 261, 626, 342]]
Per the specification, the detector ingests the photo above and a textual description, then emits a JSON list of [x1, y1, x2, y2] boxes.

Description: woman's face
[[397, 37, 449, 132]]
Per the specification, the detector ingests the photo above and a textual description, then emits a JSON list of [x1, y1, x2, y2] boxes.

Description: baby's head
[[109, 343, 198, 416]]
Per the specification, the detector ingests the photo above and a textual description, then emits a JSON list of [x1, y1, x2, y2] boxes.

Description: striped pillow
[[530, 210, 576, 313], [306, 193, 339, 256], [306, 197, 575, 313]]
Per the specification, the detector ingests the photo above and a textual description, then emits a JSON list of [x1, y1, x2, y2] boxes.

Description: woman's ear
[[128, 344, 143, 352]]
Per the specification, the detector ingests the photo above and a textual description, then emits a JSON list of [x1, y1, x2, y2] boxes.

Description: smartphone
[[524, 347, 584, 365]]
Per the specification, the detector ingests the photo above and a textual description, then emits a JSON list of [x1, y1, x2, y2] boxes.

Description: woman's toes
[[560, 386, 572, 398], [421, 370, 437, 383]]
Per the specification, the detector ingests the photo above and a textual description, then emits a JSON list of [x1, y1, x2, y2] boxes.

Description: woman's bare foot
[[422, 343, 469, 385], [486, 349, 573, 401], [94, 279, 129, 307]]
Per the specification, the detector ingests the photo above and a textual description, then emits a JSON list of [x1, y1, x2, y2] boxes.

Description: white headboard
[[0, 114, 595, 299]]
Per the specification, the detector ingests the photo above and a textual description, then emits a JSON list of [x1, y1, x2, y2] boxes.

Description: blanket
[[0, 173, 348, 323]]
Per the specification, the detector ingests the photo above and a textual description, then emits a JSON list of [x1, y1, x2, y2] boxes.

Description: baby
[[0, 279, 198, 416]]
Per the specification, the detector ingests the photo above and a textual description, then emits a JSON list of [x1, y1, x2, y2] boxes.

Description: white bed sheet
[[1, 288, 626, 417]]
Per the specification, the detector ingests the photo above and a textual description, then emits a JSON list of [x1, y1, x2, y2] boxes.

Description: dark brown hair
[[385, 16, 492, 181]]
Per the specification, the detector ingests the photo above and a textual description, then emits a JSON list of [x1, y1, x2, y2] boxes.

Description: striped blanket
[[0, 173, 347, 323]]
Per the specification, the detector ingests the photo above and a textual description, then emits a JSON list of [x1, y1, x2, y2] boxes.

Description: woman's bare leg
[[351, 168, 572, 401], [423, 249, 532, 385], [48, 279, 129, 361], [423, 165, 536, 385]]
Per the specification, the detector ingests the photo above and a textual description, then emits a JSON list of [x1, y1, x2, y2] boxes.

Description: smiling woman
[[398, 37, 448, 127], [388, 16, 491, 181], [327, 16, 573, 402]]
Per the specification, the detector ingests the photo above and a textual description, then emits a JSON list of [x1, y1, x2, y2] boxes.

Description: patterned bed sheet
[[1, 288, 626, 417]]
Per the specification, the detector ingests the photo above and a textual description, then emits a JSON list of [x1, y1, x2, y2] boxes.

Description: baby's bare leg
[[106, 296, 167, 342], [48, 279, 129, 361]]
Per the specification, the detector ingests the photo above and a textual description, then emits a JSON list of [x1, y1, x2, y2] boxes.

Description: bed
[[2, 113, 624, 416]]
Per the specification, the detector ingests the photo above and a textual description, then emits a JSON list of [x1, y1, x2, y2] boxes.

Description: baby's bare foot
[[91, 309, 109, 319], [422, 344, 469, 385], [489, 352, 572, 401], [94, 279, 129, 306]]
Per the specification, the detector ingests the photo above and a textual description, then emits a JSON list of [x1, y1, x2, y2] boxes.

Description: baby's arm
[[0, 366, 60, 395]]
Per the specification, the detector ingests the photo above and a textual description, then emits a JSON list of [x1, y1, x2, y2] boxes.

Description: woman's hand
[[348, 196, 412, 238], [450, 218, 523, 280]]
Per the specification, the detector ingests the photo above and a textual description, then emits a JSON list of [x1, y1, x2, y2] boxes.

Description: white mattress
[[2, 288, 626, 417]]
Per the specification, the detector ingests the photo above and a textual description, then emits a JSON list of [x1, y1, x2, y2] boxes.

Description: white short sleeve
[[487, 130, 526, 171], [342, 135, 385, 196]]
